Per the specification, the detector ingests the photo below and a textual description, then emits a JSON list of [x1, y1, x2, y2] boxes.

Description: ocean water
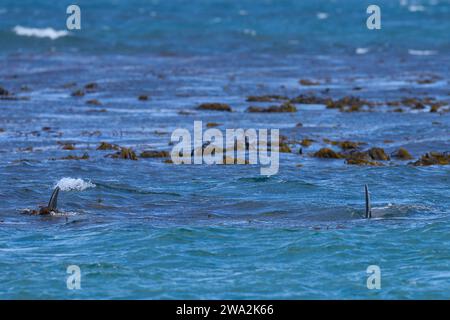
[[0, 0, 449, 299]]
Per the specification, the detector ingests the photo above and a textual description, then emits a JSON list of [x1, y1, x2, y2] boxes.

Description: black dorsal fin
[[47, 187, 60, 211], [365, 184, 372, 219]]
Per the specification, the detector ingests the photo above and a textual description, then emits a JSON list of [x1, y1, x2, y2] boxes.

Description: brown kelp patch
[[246, 95, 289, 102], [313, 148, 342, 159], [197, 103, 232, 112], [411, 152, 450, 166], [299, 79, 320, 86], [247, 102, 297, 113], [59, 142, 76, 150], [97, 142, 120, 150], [326, 96, 374, 112], [53, 153, 90, 161], [323, 139, 364, 150], [391, 148, 413, 160], [107, 147, 138, 160], [140, 150, 170, 158]]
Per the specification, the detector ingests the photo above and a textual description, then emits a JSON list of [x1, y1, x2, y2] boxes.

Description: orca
[[24, 187, 61, 215], [365, 184, 372, 219]]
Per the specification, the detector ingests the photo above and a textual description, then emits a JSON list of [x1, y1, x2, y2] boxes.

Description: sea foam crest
[[13, 26, 69, 40], [55, 178, 96, 191]]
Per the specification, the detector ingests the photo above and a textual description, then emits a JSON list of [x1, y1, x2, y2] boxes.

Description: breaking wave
[[12, 26, 69, 40], [55, 178, 96, 191]]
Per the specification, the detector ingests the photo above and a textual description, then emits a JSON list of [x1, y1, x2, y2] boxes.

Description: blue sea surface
[[0, 0, 449, 299]]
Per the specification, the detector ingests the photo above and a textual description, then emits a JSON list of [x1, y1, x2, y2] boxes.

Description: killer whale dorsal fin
[[47, 187, 60, 211], [365, 184, 372, 219]]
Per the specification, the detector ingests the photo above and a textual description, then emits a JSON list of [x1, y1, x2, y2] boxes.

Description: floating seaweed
[[197, 103, 232, 112], [324, 139, 364, 150], [313, 148, 341, 159], [107, 147, 138, 160], [247, 102, 297, 113], [140, 150, 170, 158], [279, 142, 292, 153], [411, 152, 450, 166], [299, 79, 320, 86], [84, 83, 98, 91], [300, 139, 314, 147], [60, 143, 76, 150], [71, 89, 85, 97], [367, 147, 390, 161], [326, 96, 374, 112], [391, 148, 413, 160], [57, 153, 90, 160], [246, 95, 289, 102], [97, 142, 120, 150], [346, 158, 383, 166], [289, 94, 330, 105], [86, 99, 102, 106], [0, 86, 9, 96]]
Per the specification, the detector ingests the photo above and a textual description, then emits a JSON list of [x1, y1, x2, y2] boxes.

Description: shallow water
[[0, 0, 449, 299]]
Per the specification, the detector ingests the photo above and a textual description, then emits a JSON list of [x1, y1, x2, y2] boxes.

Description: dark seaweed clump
[[107, 147, 138, 160], [246, 95, 289, 102], [247, 102, 297, 113], [140, 150, 170, 158], [411, 152, 450, 166], [197, 103, 232, 112], [391, 148, 413, 160], [97, 142, 120, 150]]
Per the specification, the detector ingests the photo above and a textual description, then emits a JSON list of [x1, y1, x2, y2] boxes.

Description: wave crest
[[13, 25, 69, 40]]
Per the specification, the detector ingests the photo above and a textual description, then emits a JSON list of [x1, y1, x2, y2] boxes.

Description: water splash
[[54, 178, 95, 192]]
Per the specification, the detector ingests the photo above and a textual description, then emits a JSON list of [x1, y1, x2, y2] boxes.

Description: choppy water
[[0, 0, 449, 299]]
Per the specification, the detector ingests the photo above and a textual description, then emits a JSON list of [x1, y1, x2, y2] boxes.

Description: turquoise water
[[0, 0, 449, 299]]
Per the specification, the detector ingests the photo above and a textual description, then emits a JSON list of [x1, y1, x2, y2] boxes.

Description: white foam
[[316, 12, 329, 20], [356, 48, 369, 55], [408, 5, 425, 12], [55, 178, 96, 191], [13, 26, 69, 40], [408, 49, 437, 56]]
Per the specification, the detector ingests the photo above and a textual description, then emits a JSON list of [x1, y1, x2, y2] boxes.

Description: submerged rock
[[197, 103, 232, 112], [391, 148, 413, 160], [247, 102, 297, 113], [411, 152, 450, 166]]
